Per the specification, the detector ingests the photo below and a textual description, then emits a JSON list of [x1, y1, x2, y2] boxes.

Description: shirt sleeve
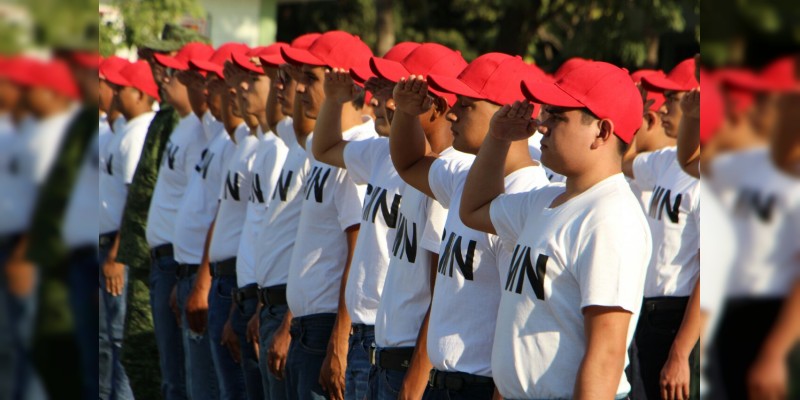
[[574, 215, 650, 313], [632, 149, 669, 190], [342, 137, 380, 185], [420, 198, 447, 254], [489, 191, 534, 245], [428, 158, 470, 209], [334, 170, 367, 231]]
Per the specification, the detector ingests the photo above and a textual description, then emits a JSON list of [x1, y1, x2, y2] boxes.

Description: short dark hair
[[580, 108, 628, 156], [351, 89, 366, 109]]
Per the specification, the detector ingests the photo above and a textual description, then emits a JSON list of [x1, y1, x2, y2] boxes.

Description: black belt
[[150, 243, 174, 260], [99, 231, 117, 248], [370, 347, 414, 371], [428, 369, 494, 391], [258, 285, 287, 306], [233, 284, 258, 306], [176, 263, 200, 279], [350, 323, 374, 336], [642, 296, 690, 313], [210, 258, 237, 277]]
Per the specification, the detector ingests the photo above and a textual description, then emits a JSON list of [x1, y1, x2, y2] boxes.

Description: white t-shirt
[[342, 136, 406, 325], [698, 180, 734, 342], [375, 147, 470, 348], [426, 157, 549, 377], [235, 129, 288, 287], [275, 116, 297, 148], [201, 110, 222, 142], [489, 174, 651, 399], [286, 119, 376, 317], [710, 147, 800, 298], [209, 128, 260, 262], [146, 113, 205, 247], [633, 147, 700, 297], [256, 130, 310, 288], [62, 133, 100, 248], [0, 116, 25, 235], [173, 125, 245, 264], [99, 111, 156, 234]]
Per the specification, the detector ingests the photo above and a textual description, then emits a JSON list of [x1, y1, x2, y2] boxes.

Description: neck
[[504, 141, 537, 176], [37, 100, 70, 119], [256, 111, 269, 134], [731, 121, 766, 150], [123, 107, 150, 122], [564, 160, 620, 198], [340, 103, 364, 133], [107, 111, 122, 130], [426, 120, 454, 154]]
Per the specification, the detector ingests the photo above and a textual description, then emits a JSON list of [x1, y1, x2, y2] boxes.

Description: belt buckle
[[428, 369, 437, 388], [369, 346, 377, 366]]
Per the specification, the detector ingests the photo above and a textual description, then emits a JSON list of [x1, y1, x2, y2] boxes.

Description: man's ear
[[644, 110, 658, 130], [432, 96, 448, 117], [591, 118, 615, 149]]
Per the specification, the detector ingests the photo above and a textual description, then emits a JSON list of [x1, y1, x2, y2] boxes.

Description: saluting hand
[[365, 77, 395, 101], [393, 75, 433, 116], [680, 88, 700, 120], [324, 68, 360, 105], [489, 100, 538, 142]]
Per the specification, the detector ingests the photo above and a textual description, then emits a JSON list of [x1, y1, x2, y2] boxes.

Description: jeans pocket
[[380, 369, 402, 396], [297, 326, 328, 355], [215, 278, 234, 300]]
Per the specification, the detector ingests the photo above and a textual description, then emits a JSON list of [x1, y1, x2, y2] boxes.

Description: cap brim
[[427, 74, 480, 99], [369, 57, 412, 83], [232, 52, 263, 74], [641, 75, 692, 92], [73, 52, 101, 69], [258, 53, 286, 68], [103, 68, 131, 87], [154, 53, 189, 70], [520, 80, 584, 108], [190, 59, 224, 78], [280, 47, 325, 66], [350, 66, 374, 84]]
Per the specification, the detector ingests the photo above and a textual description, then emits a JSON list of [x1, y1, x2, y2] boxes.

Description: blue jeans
[[345, 324, 374, 400], [285, 313, 336, 400], [422, 384, 494, 400], [177, 272, 219, 400], [99, 247, 134, 400], [258, 303, 288, 400], [207, 275, 246, 400], [367, 365, 406, 400], [230, 287, 263, 400], [0, 248, 12, 399], [68, 250, 101, 400], [6, 264, 46, 400], [150, 254, 187, 400]]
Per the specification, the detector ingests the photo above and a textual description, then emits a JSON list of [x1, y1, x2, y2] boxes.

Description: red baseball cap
[[716, 68, 765, 113], [522, 61, 643, 144], [351, 41, 420, 84], [27, 60, 81, 100], [232, 49, 265, 74], [759, 56, 798, 91], [105, 60, 161, 102], [630, 69, 667, 111], [642, 58, 699, 92], [0, 57, 39, 86], [99, 56, 131, 81], [260, 33, 320, 67], [155, 42, 215, 71], [701, 71, 724, 145], [554, 57, 592, 80], [190, 43, 250, 79], [280, 30, 373, 73], [247, 42, 289, 72], [71, 51, 101, 69], [429, 52, 535, 107]]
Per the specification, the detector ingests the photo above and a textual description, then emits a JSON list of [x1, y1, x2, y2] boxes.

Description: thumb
[[422, 96, 432, 110]]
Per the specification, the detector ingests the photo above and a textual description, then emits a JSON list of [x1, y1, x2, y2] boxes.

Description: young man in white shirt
[[279, 30, 376, 400], [618, 57, 701, 400], [312, 42, 467, 400], [389, 53, 550, 399], [99, 60, 159, 400], [459, 60, 651, 400], [146, 42, 214, 400], [173, 43, 250, 400]]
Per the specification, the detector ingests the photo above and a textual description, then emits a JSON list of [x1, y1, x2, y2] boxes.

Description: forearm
[[460, 135, 510, 234], [278, 308, 294, 334], [670, 277, 701, 358], [575, 308, 631, 400], [195, 217, 216, 292], [389, 110, 436, 197], [108, 232, 122, 263], [312, 98, 347, 168], [677, 115, 701, 178], [328, 226, 358, 352], [574, 353, 624, 400]]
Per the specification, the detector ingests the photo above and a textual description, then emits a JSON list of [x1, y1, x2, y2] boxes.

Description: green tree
[[101, 0, 204, 55]]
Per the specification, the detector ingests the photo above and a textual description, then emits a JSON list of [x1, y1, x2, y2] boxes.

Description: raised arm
[[461, 101, 537, 235], [390, 76, 439, 198], [677, 88, 700, 178], [311, 68, 359, 169]]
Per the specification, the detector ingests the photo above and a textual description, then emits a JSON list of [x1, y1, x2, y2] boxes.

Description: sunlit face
[[659, 90, 686, 138], [160, 67, 190, 109], [205, 76, 226, 121], [112, 84, 144, 117], [177, 69, 208, 117], [295, 65, 326, 120], [446, 96, 499, 154], [99, 79, 115, 114], [275, 66, 298, 115], [243, 72, 271, 117], [538, 106, 600, 176]]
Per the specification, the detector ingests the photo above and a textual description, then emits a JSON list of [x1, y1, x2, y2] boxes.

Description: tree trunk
[[375, 0, 394, 56]]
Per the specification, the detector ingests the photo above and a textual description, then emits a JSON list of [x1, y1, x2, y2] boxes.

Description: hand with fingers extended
[[221, 318, 242, 364], [319, 345, 347, 400], [659, 353, 691, 400], [680, 88, 700, 120], [102, 260, 126, 296], [267, 323, 291, 380], [365, 77, 395, 101], [489, 100, 539, 142], [324, 68, 360, 105], [185, 285, 209, 334], [393, 75, 433, 116], [247, 312, 260, 358], [747, 353, 788, 400]]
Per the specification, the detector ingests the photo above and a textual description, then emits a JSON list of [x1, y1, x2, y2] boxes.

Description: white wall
[[200, 0, 266, 47]]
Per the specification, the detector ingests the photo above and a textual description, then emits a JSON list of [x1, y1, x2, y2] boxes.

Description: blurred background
[[0, 0, 799, 399]]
